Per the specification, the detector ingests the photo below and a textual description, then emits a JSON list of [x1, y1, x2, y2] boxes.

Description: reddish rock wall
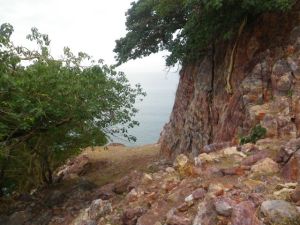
[[160, 5, 300, 159]]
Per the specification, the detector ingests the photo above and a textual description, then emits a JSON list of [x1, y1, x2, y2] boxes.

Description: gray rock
[[260, 200, 300, 223], [73, 199, 112, 225], [87, 199, 112, 220], [214, 198, 233, 217]]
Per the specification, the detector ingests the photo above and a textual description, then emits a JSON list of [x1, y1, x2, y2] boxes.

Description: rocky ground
[[1, 139, 300, 225]]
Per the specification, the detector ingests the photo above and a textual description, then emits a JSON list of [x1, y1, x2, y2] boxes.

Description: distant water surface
[[112, 59, 179, 146]]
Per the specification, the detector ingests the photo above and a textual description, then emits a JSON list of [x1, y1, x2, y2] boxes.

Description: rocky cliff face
[[160, 3, 300, 159]]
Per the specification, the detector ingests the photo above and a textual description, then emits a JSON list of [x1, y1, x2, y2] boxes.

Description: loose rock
[[231, 201, 260, 225], [260, 200, 300, 223], [250, 158, 279, 176]]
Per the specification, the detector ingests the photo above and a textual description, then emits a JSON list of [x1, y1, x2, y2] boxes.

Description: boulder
[[136, 200, 170, 225], [56, 155, 91, 180], [277, 138, 300, 163], [221, 167, 244, 176], [241, 151, 268, 166], [166, 167, 176, 173], [250, 158, 279, 176], [174, 154, 189, 168], [282, 150, 300, 181], [260, 200, 300, 223], [239, 143, 259, 153], [126, 188, 144, 202], [113, 175, 131, 194], [248, 193, 265, 207], [122, 207, 147, 225], [196, 153, 215, 164], [73, 199, 112, 225], [222, 147, 246, 158], [113, 171, 141, 194], [193, 200, 218, 225], [166, 209, 191, 225], [291, 184, 300, 203], [214, 197, 235, 217], [208, 183, 225, 197], [192, 188, 206, 200], [231, 201, 261, 225], [86, 199, 112, 221]]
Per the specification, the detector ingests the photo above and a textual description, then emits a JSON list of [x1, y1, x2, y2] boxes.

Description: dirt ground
[[81, 144, 161, 186]]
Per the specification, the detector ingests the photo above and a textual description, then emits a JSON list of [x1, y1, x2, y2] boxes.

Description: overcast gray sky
[[0, 0, 179, 86]]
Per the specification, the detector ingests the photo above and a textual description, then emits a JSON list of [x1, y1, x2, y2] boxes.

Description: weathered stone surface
[[122, 207, 146, 225], [166, 209, 191, 225], [203, 142, 233, 153], [86, 199, 112, 221], [248, 193, 265, 207], [231, 201, 260, 225], [177, 201, 194, 212], [73, 199, 112, 225], [192, 188, 206, 200], [221, 166, 244, 176], [193, 200, 218, 225], [208, 183, 225, 196], [282, 150, 300, 181], [174, 154, 189, 168], [160, 9, 300, 158], [113, 175, 131, 194], [250, 158, 279, 175], [136, 200, 170, 225], [277, 138, 300, 163], [241, 151, 268, 166], [291, 184, 300, 203], [260, 200, 300, 223], [196, 153, 215, 164], [56, 155, 92, 180], [214, 197, 234, 217], [239, 143, 259, 153], [113, 171, 141, 194], [126, 188, 144, 202]]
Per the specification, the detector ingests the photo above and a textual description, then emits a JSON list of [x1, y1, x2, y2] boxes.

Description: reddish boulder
[[192, 188, 206, 200], [241, 151, 268, 166], [282, 150, 300, 181], [231, 201, 261, 225], [291, 184, 300, 203], [277, 138, 300, 163], [122, 207, 146, 225], [166, 210, 191, 225]]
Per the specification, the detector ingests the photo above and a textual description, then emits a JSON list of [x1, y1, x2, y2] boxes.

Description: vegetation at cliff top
[[0, 23, 145, 195], [240, 124, 267, 145], [114, 0, 295, 66]]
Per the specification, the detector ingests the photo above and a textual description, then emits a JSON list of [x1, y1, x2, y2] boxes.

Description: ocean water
[[112, 69, 179, 146]]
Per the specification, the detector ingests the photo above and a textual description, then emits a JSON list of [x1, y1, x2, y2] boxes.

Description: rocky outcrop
[[160, 3, 300, 159], [3, 140, 300, 225]]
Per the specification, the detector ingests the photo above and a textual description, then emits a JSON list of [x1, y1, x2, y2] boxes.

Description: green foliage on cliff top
[[0, 23, 145, 194], [114, 0, 295, 66], [240, 124, 267, 145]]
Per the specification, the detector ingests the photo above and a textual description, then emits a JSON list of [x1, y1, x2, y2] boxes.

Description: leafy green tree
[[114, 0, 295, 67], [0, 23, 145, 195]]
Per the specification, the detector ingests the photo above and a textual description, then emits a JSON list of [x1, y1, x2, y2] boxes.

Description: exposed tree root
[[225, 17, 247, 94]]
